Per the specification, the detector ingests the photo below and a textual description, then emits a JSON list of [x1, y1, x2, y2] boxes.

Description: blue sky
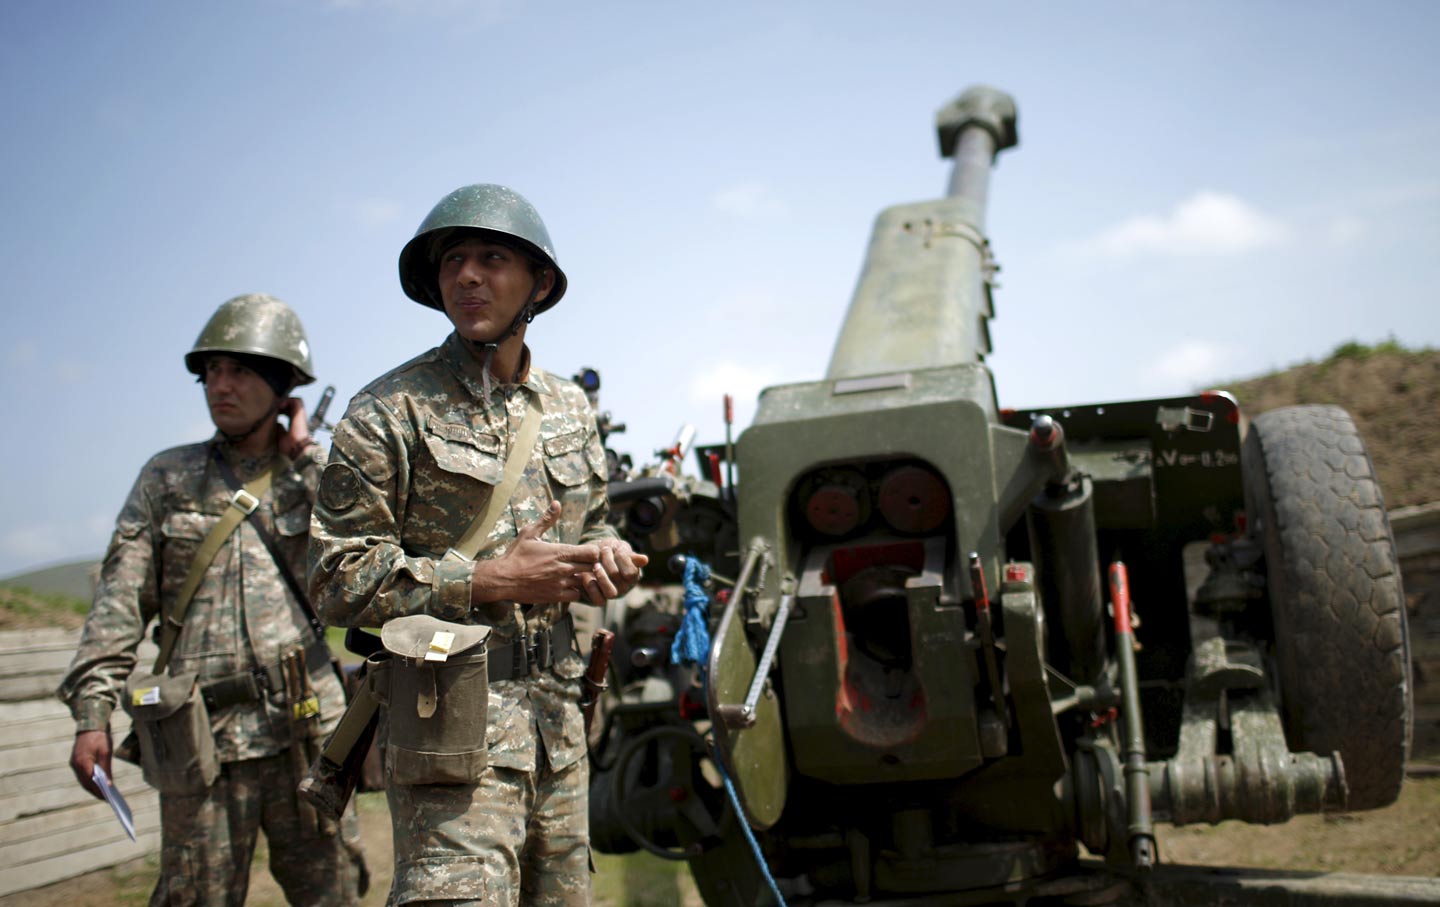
[[2, 1, 1437, 577]]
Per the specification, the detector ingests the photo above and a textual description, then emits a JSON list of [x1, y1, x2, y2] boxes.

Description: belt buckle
[[230, 488, 260, 516]]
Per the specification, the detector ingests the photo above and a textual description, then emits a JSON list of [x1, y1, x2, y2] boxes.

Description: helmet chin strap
[[472, 289, 542, 400], [219, 396, 285, 451]]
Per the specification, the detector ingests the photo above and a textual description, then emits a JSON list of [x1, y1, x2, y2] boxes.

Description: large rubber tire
[[1241, 405, 1411, 809]]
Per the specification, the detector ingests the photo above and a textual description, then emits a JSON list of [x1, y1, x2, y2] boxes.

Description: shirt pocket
[[542, 429, 590, 488], [412, 423, 505, 549], [159, 510, 217, 595], [543, 430, 601, 543], [159, 510, 237, 659], [271, 497, 311, 576]]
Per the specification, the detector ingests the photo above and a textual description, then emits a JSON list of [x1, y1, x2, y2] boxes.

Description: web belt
[[200, 641, 334, 711]]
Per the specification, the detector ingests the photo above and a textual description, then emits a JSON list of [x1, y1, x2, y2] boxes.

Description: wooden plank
[[0, 630, 80, 655], [0, 631, 165, 897], [0, 711, 137, 751], [0, 739, 70, 776], [0, 699, 69, 724], [2, 714, 77, 748], [0, 650, 78, 680], [0, 830, 160, 898], [0, 676, 65, 704], [1392, 502, 1440, 560], [0, 796, 160, 864], [0, 791, 159, 847], [0, 762, 149, 824]]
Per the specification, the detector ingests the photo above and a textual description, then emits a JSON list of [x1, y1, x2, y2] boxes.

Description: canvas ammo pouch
[[121, 670, 219, 795], [371, 615, 491, 786]]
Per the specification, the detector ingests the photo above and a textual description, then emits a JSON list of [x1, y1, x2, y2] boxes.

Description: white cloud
[[1141, 339, 1233, 392], [690, 360, 781, 410], [320, 0, 510, 22], [53, 358, 87, 386], [354, 198, 403, 229], [1068, 191, 1289, 261], [711, 181, 788, 219], [1324, 215, 1367, 246], [8, 339, 37, 369]]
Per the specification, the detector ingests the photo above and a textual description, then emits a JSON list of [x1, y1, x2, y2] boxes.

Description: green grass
[[105, 853, 160, 906], [1328, 336, 1412, 362], [0, 585, 90, 620], [593, 850, 698, 906]]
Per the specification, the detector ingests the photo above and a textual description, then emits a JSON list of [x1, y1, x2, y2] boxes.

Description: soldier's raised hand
[[276, 396, 315, 459]]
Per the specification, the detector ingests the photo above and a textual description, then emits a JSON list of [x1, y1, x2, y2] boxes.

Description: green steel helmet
[[398, 183, 568, 315], [183, 294, 316, 387]]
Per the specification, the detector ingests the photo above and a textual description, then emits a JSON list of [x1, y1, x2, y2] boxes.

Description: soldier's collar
[[443, 333, 549, 400], [207, 434, 279, 479]]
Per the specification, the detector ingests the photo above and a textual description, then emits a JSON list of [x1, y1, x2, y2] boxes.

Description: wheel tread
[[1243, 404, 1411, 809]]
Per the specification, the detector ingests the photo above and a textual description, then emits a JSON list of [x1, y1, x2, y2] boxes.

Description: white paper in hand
[[92, 764, 137, 842]]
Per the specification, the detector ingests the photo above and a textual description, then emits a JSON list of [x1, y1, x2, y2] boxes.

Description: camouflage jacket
[[309, 333, 614, 773], [57, 438, 345, 761]]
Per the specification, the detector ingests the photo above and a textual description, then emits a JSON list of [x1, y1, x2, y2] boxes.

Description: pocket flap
[[542, 429, 586, 457], [429, 421, 501, 453], [160, 511, 213, 542], [122, 670, 201, 721], [422, 425, 503, 485], [381, 615, 491, 661]]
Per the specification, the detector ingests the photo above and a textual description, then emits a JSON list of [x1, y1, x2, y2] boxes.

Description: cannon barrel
[[826, 85, 1018, 381]]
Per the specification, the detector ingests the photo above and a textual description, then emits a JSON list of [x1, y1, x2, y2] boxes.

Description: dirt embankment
[[1223, 343, 1440, 508]]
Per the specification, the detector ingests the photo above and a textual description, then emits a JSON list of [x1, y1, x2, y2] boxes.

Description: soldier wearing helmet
[[59, 295, 365, 906], [311, 185, 646, 905]]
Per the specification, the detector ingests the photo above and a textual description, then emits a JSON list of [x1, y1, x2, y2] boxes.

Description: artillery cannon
[[588, 86, 1432, 905]]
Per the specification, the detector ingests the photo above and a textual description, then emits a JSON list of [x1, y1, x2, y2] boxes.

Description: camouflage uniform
[[310, 332, 614, 906], [58, 438, 362, 907]]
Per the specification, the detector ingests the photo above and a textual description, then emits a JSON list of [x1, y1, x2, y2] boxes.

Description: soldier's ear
[[532, 269, 556, 302]]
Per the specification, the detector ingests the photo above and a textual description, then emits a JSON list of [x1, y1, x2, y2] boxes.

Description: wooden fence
[[0, 631, 160, 898]]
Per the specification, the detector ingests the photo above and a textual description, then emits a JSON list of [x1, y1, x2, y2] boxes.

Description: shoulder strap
[[153, 460, 280, 674], [210, 451, 330, 644], [446, 391, 545, 562]]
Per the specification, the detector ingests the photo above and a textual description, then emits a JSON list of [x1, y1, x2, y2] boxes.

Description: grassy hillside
[[1221, 340, 1440, 509], [0, 585, 88, 630], [0, 558, 98, 601], [0, 559, 96, 630]]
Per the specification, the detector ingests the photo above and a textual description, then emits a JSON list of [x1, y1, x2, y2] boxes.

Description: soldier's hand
[[471, 502, 602, 604], [579, 539, 649, 605], [70, 729, 113, 801], [277, 396, 315, 459]]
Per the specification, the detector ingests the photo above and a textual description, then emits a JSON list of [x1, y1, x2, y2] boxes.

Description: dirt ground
[[5, 773, 1436, 907]]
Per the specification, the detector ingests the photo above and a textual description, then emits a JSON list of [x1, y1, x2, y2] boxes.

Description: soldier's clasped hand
[[471, 501, 604, 604]]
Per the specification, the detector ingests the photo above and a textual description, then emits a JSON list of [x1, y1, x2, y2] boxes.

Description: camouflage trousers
[[150, 750, 364, 907], [385, 757, 590, 906]]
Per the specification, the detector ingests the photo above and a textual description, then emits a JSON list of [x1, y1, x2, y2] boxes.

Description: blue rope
[[720, 764, 789, 907], [669, 556, 712, 669], [669, 556, 788, 906]]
